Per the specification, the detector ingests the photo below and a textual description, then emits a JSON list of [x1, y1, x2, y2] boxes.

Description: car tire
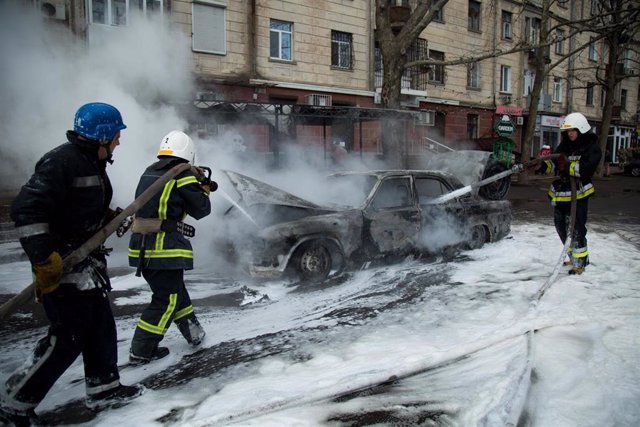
[[466, 225, 487, 250], [479, 159, 511, 200], [292, 241, 332, 282], [632, 167, 640, 177]]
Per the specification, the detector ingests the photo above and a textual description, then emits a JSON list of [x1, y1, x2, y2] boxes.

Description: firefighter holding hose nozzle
[[533, 112, 602, 275], [127, 130, 216, 364]]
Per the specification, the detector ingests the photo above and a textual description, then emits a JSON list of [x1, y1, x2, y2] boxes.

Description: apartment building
[[35, 0, 639, 161]]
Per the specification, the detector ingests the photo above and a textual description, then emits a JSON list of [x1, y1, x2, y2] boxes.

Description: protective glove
[[200, 180, 218, 196], [524, 160, 541, 173], [33, 251, 63, 295], [557, 153, 568, 172], [116, 215, 134, 237]]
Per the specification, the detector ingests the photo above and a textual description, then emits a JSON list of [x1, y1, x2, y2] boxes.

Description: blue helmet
[[73, 102, 127, 142]]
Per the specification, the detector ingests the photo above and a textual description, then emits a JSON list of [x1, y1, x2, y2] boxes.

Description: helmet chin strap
[[99, 140, 114, 164]]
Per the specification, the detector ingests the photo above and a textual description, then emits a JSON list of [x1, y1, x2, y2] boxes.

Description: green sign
[[495, 115, 515, 137]]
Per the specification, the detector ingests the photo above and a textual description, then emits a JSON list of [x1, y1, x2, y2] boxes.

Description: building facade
[[35, 0, 640, 162]]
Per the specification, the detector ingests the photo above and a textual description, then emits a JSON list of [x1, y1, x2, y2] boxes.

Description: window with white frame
[[192, 2, 226, 54], [555, 29, 565, 55], [90, 0, 162, 26], [525, 17, 541, 44], [553, 78, 563, 102], [623, 49, 632, 68], [467, 62, 481, 88], [589, 38, 597, 61], [501, 11, 512, 40], [468, 0, 481, 32], [522, 70, 535, 96], [621, 89, 628, 111], [429, 49, 445, 83], [270, 19, 293, 61], [601, 87, 606, 107], [500, 65, 512, 93], [331, 31, 352, 69], [590, 0, 598, 15]]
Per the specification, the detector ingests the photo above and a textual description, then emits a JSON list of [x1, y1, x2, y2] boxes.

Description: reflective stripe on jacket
[[128, 158, 211, 270]]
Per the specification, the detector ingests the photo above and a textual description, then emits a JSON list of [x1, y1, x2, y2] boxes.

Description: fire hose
[[0, 162, 192, 322]]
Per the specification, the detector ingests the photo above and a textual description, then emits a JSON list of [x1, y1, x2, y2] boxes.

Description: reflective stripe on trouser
[[130, 269, 196, 357], [553, 197, 590, 268], [2, 291, 119, 408]]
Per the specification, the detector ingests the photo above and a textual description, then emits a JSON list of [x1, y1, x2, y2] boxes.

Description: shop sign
[[541, 115, 564, 127], [496, 106, 523, 116], [494, 115, 515, 137]]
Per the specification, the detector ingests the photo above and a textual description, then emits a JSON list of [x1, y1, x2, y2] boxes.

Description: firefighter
[[128, 130, 213, 364], [0, 103, 143, 424], [537, 112, 602, 275]]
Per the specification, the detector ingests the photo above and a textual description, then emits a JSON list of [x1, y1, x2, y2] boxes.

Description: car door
[[363, 176, 421, 255], [414, 176, 469, 251]]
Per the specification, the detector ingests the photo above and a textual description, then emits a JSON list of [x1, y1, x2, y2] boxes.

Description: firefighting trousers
[[130, 269, 198, 358], [553, 197, 590, 267], [3, 288, 120, 410]]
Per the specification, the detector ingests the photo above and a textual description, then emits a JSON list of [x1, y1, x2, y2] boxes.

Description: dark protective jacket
[[128, 158, 211, 270], [542, 132, 602, 204], [12, 131, 112, 258]]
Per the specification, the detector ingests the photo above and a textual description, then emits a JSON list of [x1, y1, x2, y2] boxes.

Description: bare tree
[[373, 0, 639, 171]]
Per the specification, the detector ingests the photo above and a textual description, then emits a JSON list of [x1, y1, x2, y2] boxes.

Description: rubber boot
[[176, 317, 206, 346]]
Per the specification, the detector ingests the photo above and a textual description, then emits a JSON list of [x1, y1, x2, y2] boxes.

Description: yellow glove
[[33, 251, 63, 295]]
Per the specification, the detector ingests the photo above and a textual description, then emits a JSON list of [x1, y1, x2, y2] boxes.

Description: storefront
[[608, 126, 634, 164], [531, 115, 564, 157]]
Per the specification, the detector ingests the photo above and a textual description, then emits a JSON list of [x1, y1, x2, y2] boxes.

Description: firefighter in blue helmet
[[537, 112, 602, 275], [1, 103, 143, 425], [128, 130, 213, 364]]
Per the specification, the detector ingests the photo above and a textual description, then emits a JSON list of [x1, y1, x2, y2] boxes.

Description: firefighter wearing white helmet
[[157, 130, 196, 163], [538, 112, 602, 275], [127, 130, 213, 363]]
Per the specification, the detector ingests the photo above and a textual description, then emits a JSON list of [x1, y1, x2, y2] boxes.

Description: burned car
[[219, 169, 512, 282]]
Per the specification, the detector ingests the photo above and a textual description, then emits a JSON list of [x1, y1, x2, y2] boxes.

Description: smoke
[[0, 3, 192, 202]]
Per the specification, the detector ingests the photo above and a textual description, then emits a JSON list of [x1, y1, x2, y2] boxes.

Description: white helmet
[[157, 130, 196, 163], [560, 113, 591, 134]]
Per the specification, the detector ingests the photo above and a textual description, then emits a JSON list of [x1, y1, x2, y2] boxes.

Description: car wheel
[[479, 160, 511, 200], [632, 167, 640, 177], [293, 241, 332, 282], [466, 225, 487, 250]]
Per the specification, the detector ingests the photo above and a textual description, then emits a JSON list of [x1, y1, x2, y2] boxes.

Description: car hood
[[222, 170, 322, 209]]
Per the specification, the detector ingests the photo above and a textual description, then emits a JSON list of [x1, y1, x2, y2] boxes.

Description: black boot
[[129, 346, 170, 365], [85, 383, 145, 410]]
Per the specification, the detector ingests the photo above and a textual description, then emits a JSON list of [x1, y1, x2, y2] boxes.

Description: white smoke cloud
[[0, 3, 192, 206]]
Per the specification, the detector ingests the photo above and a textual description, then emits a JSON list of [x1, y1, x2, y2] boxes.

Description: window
[[601, 87, 606, 107], [586, 83, 594, 106], [467, 62, 481, 88], [589, 38, 597, 61], [416, 178, 447, 202], [428, 50, 445, 84], [270, 19, 293, 61], [192, 2, 226, 54], [623, 49, 632, 68], [468, 0, 481, 32], [621, 89, 628, 111], [467, 114, 479, 140], [500, 65, 512, 93], [555, 30, 565, 55], [590, 0, 598, 15], [371, 178, 412, 209], [553, 78, 563, 102], [522, 70, 535, 96], [91, 0, 126, 25], [525, 17, 541, 44], [433, 7, 444, 23], [91, 0, 162, 26], [501, 11, 512, 40], [331, 31, 352, 69]]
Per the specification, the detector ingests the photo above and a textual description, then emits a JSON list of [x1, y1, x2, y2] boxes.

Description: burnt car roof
[[329, 170, 466, 189]]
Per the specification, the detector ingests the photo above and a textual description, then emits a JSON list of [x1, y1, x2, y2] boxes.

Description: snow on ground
[[1, 220, 639, 426]]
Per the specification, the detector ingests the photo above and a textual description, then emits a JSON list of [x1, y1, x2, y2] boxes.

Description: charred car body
[[220, 169, 512, 282]]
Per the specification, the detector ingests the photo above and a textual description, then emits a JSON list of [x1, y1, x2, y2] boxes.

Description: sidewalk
[[508, 171, 640, 224]]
